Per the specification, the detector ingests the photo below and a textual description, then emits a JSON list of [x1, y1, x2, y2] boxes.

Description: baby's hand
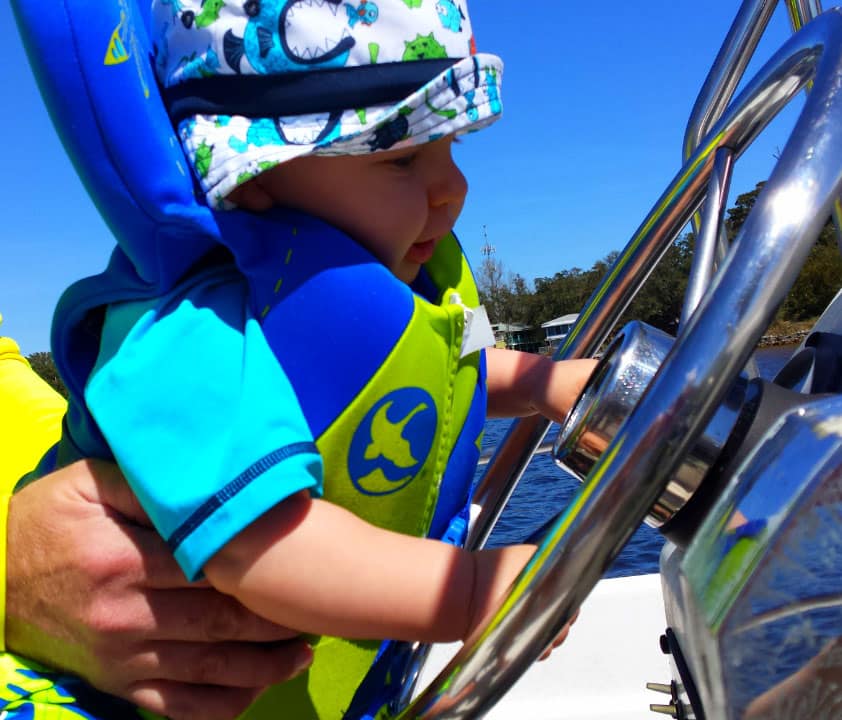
[[484, 349, 597, 421], [539, 359, 598, 425], [538, 608, 579, 661]]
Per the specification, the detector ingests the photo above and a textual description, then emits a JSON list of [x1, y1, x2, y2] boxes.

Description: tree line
[[476, 183, 842, 340]]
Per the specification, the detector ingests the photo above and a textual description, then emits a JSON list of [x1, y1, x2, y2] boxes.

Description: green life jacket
[[226, 210, 488, 720]]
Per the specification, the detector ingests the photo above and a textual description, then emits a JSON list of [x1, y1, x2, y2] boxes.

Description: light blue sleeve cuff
[[86, 266, 323, 580], [172, 443, 322, 580]]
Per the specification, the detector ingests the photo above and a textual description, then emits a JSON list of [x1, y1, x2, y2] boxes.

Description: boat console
[[555, 316, 842, 719]]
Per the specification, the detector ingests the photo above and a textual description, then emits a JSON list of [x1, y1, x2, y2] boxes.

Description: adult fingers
[[114, 521, 203, 589], [127, 639, 313, 720], [140, 588, 304, 642], [126, 638, 313, 688], [72, 525, 302, 643], [71, 459, 152, 527]]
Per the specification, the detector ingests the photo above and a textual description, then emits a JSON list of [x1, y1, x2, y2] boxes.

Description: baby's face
[[231, 137, 468, 283]]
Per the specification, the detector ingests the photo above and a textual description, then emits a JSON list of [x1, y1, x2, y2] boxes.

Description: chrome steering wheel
[[396, 8, 842, 718]]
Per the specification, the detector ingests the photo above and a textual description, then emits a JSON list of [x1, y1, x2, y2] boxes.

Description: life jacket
[[12, 0, 486, 717], [222, 208, 487, 720]]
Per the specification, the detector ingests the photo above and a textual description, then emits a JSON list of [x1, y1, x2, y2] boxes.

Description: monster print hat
[[152, 0, 503, 207]]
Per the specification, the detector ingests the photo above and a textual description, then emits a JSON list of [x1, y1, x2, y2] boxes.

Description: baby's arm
[[205, 491, 534, 643], [202, 349, 587, 645], [484, 347, 596, 422], [84, 288, 576, 648]]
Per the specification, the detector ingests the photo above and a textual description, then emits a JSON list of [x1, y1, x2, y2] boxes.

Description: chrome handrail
[[682, 0, 833, 329], [683, 0, 778, 170], [786, 0, 842, 250], [467, 0, 828, 585], [681, 146, 735, 326], [399, 10, 842, 718], [468, 0, 782, 554]]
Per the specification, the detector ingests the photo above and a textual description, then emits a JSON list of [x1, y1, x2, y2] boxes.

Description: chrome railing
[[787, 0, 842, 247], [682, 0, 775, 325], [470, 0, 834, 557], [682, 0, 837, 327], [396, 5, 842, 718]]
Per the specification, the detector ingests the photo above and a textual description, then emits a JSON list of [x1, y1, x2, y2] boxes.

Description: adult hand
[[6, 459, 312, 720]]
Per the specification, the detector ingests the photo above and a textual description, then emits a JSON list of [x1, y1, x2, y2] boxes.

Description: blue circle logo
[[348, 388, 438, 496]]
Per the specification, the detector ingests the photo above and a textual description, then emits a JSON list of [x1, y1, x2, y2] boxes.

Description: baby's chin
[[393, 262, 422, 285]]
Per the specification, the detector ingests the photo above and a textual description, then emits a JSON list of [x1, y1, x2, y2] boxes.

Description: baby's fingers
[[538, 609, 580, 661]]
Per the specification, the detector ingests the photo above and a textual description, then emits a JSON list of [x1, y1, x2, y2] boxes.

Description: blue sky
[[3, 1, 803, 353]]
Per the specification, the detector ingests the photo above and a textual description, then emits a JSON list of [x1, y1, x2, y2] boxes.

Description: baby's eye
[[388, 152, 418, 168]]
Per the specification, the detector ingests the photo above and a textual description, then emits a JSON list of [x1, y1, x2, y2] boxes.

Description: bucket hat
[[153, 0, 504, 207]]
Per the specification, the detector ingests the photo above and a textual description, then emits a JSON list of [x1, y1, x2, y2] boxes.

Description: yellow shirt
[[0, 336, 66, 485], [0, 335, 67, 649]]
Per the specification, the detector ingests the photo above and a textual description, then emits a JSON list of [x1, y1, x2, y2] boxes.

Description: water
[[480, 345, 797, 578]]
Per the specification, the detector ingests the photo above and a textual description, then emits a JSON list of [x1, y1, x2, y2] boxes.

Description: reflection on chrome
[[553, 321, 747, 529], [678, 396, 842, 718]]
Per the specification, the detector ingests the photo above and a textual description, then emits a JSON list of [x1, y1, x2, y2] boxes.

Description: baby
[[39, 1, 595, 717]]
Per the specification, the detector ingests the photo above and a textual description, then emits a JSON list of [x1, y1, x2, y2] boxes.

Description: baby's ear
[[227, 176, 275, 211]]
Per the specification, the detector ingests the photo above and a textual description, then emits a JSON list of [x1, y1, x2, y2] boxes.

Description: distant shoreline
[[758, 317, 815, 348], [757, 330, 809, 348]]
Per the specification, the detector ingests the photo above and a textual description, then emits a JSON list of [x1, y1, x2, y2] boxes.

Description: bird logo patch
[[348, 388, 437, 496]]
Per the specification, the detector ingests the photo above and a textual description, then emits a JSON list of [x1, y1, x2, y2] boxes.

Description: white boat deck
[[417, 573, 672, 719]]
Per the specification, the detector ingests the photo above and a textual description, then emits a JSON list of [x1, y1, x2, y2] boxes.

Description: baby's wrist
[[463, 546, 535, 641]]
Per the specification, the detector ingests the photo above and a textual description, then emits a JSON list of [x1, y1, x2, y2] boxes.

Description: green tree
[[726, 182, 842, 322], [27, 352, 69, 399], [782, 236, 842, 319], [624, 234, 693, 334], [530, 260, 606, 328], [476, 253, 533, 328], [725, 182, 765, 241], [474, 179, 842, 348], [507, 273, 530, 319]]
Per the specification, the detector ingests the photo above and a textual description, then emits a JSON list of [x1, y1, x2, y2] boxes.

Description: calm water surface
[[480, 344, 797, 577]]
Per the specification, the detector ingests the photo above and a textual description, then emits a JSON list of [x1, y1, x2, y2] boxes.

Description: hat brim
[[178, 54, 503, 207]]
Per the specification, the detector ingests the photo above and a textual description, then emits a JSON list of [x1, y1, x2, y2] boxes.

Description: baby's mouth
[[405, 238, 438, 264]]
